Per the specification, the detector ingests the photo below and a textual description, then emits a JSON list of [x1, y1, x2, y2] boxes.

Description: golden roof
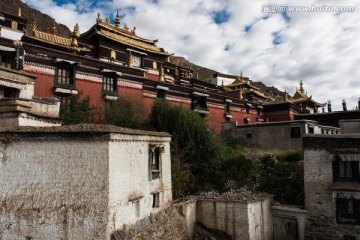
[[225, 73, 260, 91], [287, 81, 326, 107], [80, 13, 171, 56], [24, 21, 89, 53], [243, 89, 269, 99]]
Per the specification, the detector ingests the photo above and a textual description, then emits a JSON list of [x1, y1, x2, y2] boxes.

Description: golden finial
[[51, 22, 57, 35], [124, 23, 129, 31], [115, 11, 120, 27], [105, 17, 110, 24], [18, 7, 21, 17], [31, 21, 36, 35], [240, 71, 243, 79], [73, 23, 80, 37], [284, 90, 288, 101], [299, 80, 304, 93], [131, 26, 136, 34], [96, 12, 103, 23]]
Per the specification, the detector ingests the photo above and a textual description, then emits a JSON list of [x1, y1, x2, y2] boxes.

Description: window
[[308, 126, 314, 134], [152, 193, 160, 208], [55, 64, 75, 88], [333, 161, 360, 182], [1, 86, 20, 99], [132, 200, 140, 218], [336, 198, 360, 225], [192, 93, 209, 113], [225, 102, 230, 115], [157, 89, 166, 99], [290, 126, 301, 138], [56, 94, 70, 115], [0, 53, 14, 69], [149, 145, 164, 180], [102, 75, 117, 93], [246, 131, 252, 139]]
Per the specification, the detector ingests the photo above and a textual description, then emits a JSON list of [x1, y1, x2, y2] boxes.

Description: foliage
[[61, 93, 94, 125], [149, 99, 223, 195], [102, 96, 149, 130], [256, 152, 304, 205]]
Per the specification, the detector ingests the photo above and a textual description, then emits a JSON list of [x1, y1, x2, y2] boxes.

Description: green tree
[[61, 94, 94, 125], [102, 96, 149, 129], [149, 99, 223, 197]]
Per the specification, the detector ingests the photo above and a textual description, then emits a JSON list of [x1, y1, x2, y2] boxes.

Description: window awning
[[0, 45, 16, 52]]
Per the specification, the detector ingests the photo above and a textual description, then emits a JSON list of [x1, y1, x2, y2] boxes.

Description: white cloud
[[23, 0, 360, 110]]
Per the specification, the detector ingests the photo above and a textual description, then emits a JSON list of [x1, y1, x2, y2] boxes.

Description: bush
[[61, 93, 94, 125], [102, 96, 149, 129], [149, 99, 223, 195]]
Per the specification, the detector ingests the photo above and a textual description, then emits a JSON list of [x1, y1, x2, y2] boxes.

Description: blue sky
[[23, 0, 360, 110]]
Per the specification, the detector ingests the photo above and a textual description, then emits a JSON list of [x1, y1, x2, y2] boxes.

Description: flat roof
[[0, 123, 171, 137]]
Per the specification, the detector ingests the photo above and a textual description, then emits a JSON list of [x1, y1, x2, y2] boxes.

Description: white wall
[[107, 134, 172, 232], [196, 198, 272, 240], [0, 139, 110, 240]]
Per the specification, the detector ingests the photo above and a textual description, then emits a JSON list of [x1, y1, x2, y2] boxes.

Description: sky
[[23, 0, 360, 111]]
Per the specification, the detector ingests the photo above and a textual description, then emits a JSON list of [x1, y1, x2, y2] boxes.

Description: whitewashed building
[[0, 124, 172, 240]]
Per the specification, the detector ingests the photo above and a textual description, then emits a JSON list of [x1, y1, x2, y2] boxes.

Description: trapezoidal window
[[55, 63, 75, 88], [336, 197, 360, 225], [102, 74, 117, 95], [149, 144, 165, 180]]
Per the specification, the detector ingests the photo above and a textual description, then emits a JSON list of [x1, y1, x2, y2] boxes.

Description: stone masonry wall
[[0, 139, 110, 240], [111, 204, 190, 240]]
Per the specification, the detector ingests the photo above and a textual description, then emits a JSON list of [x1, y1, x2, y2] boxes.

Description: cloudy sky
[[23, 0, 360, 110]]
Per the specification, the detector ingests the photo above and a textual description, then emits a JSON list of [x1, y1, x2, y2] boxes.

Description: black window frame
[[149, 145, 164, 180], [225, 102, 231, 115], [290, 126, 301, 138], [157, 89, 166, 99], [102, 73, 118, 96], [55, 62, 76, 89], [192, 94, 208, 112], [0, 51, 15, 69], [336, 197, 360, 225], [332, 160, 360, 183], [152, 193, 160, 208]]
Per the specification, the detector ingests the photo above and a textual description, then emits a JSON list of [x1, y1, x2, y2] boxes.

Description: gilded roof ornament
[[22, 26, 27, 35], [115, 11, 120, 27], [124, 23, 129, 31], [51, 22, 57, 35], [73, 23, 80, 37], [18, 7, 21, 17], [131, 26, 136, 34], [159, 64, 165, 82], [105, 17, 110, 24], [299, 80, 304, 93], [31, 21, 37, 35], [97, 12, 103, 23]]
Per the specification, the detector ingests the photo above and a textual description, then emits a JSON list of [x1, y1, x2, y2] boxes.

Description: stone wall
[[0, 139, 110, 239], [339, 119, 360, 133], [195, 198, 273, 240], [108, 134, 172, 232], [222, 120, 339, 150], [112, 204, 190, 240], [303, 135, 360, 239]]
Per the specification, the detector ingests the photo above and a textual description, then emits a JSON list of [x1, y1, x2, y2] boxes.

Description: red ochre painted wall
[[29, 71, 262, 134], [76, 79, 103, 112], [33, 74, 55, 98]]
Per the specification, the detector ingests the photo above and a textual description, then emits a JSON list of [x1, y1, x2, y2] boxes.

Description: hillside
[[0, 0, 71, 37], [1, 0, 285, 101]]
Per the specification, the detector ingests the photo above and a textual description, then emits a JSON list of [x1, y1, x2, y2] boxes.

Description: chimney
[[327, 101, 332, 112], [342, 99, 347, 111]]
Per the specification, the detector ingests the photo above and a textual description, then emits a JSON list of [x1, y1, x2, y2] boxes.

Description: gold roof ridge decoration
[[81, 12, 171, 56], [287, 80, 326, 107], [25, 21, 89, 53]]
